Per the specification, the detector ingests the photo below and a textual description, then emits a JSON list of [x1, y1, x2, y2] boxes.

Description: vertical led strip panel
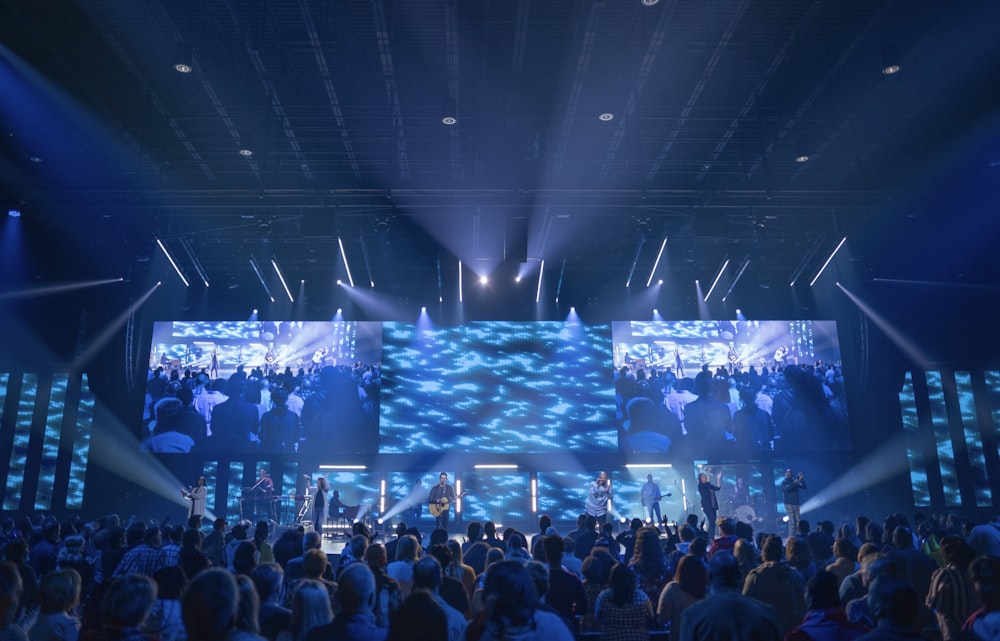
[[4, 374, 38, 511], [955, 372, 992, 507], [66, 374, 94, 509], [899, 372, 930, 506], [34, 374, 68, 509], [228, 462, 245, 520], [926, 372, 961, 506]]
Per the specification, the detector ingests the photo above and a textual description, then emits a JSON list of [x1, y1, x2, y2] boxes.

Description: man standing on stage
[[781, 469, 806, 537], [640, 474, 664, 529], [586, 471, 613, 526], [698, 469, 723, 539], [429, 472, 457, 531]]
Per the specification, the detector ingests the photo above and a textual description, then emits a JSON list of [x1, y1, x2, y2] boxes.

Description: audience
[[594, 563, 655, 641]]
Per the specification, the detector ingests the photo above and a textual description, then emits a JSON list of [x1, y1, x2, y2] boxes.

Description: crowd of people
[[140, 362, 380, 455], [615, 360, 849, 454], [4, 506, 1000, 641]]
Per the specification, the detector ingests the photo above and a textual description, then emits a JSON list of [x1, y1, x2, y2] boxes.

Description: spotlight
[[736, 308, 741, 314], [442, 116, 457, 126], [480, 275, 488, 285], [653, 308, 658, 314], [598, 113, 615, 121], [794, 137, 810, 163], [377, 518, 384, 525], [253, 309, 258, 314], [570, 306, 575, 312], [337, 308, 342, 314], [881, 44, 901, 75], [421, 306, 427, 312], [173, 43, 194, 73], [7, 209, 21, 218], [337, 279, 343, 285], [657, 279, 663, 285], [515, 276, 521, 283]]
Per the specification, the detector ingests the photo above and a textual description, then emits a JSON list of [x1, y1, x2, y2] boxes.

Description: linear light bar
[[473, 464, 519, 469], [535, 259, 544, 303], [271, 258, 294, 303], [531, 478, 538, 513], [703, 259, 729, 302], [555, 259, 565, 303], [458, 260, 463, 302], [249, 256, 275, 302], [721, 257, 750, 302], [380, 479, 386, 514], [179, 238, 209, 288], [624, 463, 673, 468], [456, 479, 462, 514], [645, 236, 667, 287], [809, 236, 848, 287], [318, 465, 367, 470], [156, 238, 190, 287], [337, 237, 355, 287]]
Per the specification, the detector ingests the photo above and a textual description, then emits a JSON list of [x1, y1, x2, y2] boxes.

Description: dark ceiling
[[1, 0, 999, 318]]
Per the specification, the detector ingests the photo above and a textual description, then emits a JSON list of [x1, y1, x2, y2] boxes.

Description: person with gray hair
[[411, 557, 466, 641], [302, 563, 385, 641]]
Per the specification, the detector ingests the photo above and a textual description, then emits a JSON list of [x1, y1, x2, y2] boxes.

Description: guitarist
[[428, 472, 457, 531]]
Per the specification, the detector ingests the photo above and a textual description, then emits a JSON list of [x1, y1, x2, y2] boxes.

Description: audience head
[[466, 521, 483, 542], [484, 521, 498, 537], [760, 535, 784, 563], [234, 574, 260, 635], [892, 526, 914, 550], [0, 562, 22, 628], [233, 540, 259, 575], [289, 580, 333, 639], [542, 535, 564, 565], [104, 574, 157, 633], [609, 563, 636, 606], [674, 554, 708, 599], [182, 569, 240, 640], [251, 563, 284, 604], [806, 570, 841, 610], [970, 555, 1000, 609], [303, 548, 329, 579], [867, 576, 918, 627], [338, 563, 377, 615], [395, 535, 420, 562], [707, 551, 742, 590], [39, 568, 81, 614], [387, 591, 448, 641], [366, 543, 389, 569], [303, 530, 322, 552], [524, 561, 550, 603], [483, 561, 539, 630], [412, 556, 444, 593], [152, 565, 187, 601]]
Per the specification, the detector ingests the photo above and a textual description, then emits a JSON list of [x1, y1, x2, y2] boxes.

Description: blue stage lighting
[[7, 209, 21, 218]]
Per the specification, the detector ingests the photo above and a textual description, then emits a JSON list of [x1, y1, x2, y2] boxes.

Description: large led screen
[[379, 321, 617, 453], [142, 321, 381, 454], [612, 320, 849, 453]]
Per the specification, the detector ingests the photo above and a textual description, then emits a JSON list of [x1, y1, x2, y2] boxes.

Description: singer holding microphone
[[781, 469, 806, 537], [586, 471, 613, 526], [181, 476, 208, 526]]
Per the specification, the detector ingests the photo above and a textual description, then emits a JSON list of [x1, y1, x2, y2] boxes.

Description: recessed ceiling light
[[598, 113, 615, 121], [442, 116, 457, 125], [641, 0, 659, 5], [795, 154, 810, 163], [239, 148, 253, 157]]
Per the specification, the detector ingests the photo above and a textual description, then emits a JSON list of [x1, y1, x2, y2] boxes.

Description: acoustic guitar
[[428, 490, 469, 517]]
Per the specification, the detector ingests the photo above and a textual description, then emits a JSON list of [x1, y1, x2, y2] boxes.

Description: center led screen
[[379, 321, 617, 453]]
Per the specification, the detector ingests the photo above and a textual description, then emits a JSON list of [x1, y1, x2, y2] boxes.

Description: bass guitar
[[428, 490, 469, 517]]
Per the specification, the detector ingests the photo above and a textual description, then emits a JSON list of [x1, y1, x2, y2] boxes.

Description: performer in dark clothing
[[698, 470, 723, 539], [428, 472, 458, 532], [781, 469, 806, 537]]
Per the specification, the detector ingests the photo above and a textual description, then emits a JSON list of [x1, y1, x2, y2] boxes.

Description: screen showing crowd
[[612, 320, 850, 454]]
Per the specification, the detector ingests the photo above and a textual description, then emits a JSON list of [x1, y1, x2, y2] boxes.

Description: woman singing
[[312, 476, 330, 534], [181, 476, 208, 524]]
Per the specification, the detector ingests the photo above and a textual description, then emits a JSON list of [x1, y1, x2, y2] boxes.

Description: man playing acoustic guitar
[[428, 472, 458, 532]]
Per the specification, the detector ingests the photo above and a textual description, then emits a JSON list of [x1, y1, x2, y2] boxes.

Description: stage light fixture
[[7, 209, 21, 218], [459, 260, 464, 302], [658, 279, 663, 285], [319, 465, 367, 470], [421, 306, 427, 312], [515, 276, 521, 283], [249, 255, 275, 302], [641, 0, 660, 5], [535, 260, 545, 303], [337, 237, 355, 287], [156, 238, 190, 287], [881, 45, 901, 75], [337, 308, 342, 314], [271, 258, 294, 303], [480, 275, 488, 285], [179, 238, 210, 288], [598, 113, 614, 121], [473, 464, 518, 469], [809, 236, 847, 287], [794, 137, 810, 163], [570, 306, 575, 312], [703, 259, 729, 302], [646, 236, 667, 287], [624, 463, 672, 468], [173, 43, 194, 73]]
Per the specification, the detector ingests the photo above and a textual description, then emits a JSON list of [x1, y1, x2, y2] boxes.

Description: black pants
[[704, 506, 718, 538], [436, 508, 450, 531]]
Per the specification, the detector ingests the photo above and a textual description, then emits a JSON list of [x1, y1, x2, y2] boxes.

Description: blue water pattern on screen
[[380, 322, 617, 453]]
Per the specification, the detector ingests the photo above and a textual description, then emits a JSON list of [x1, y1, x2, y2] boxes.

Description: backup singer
[[310, 475, 330, 534], [640, 474, 664, 528]]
